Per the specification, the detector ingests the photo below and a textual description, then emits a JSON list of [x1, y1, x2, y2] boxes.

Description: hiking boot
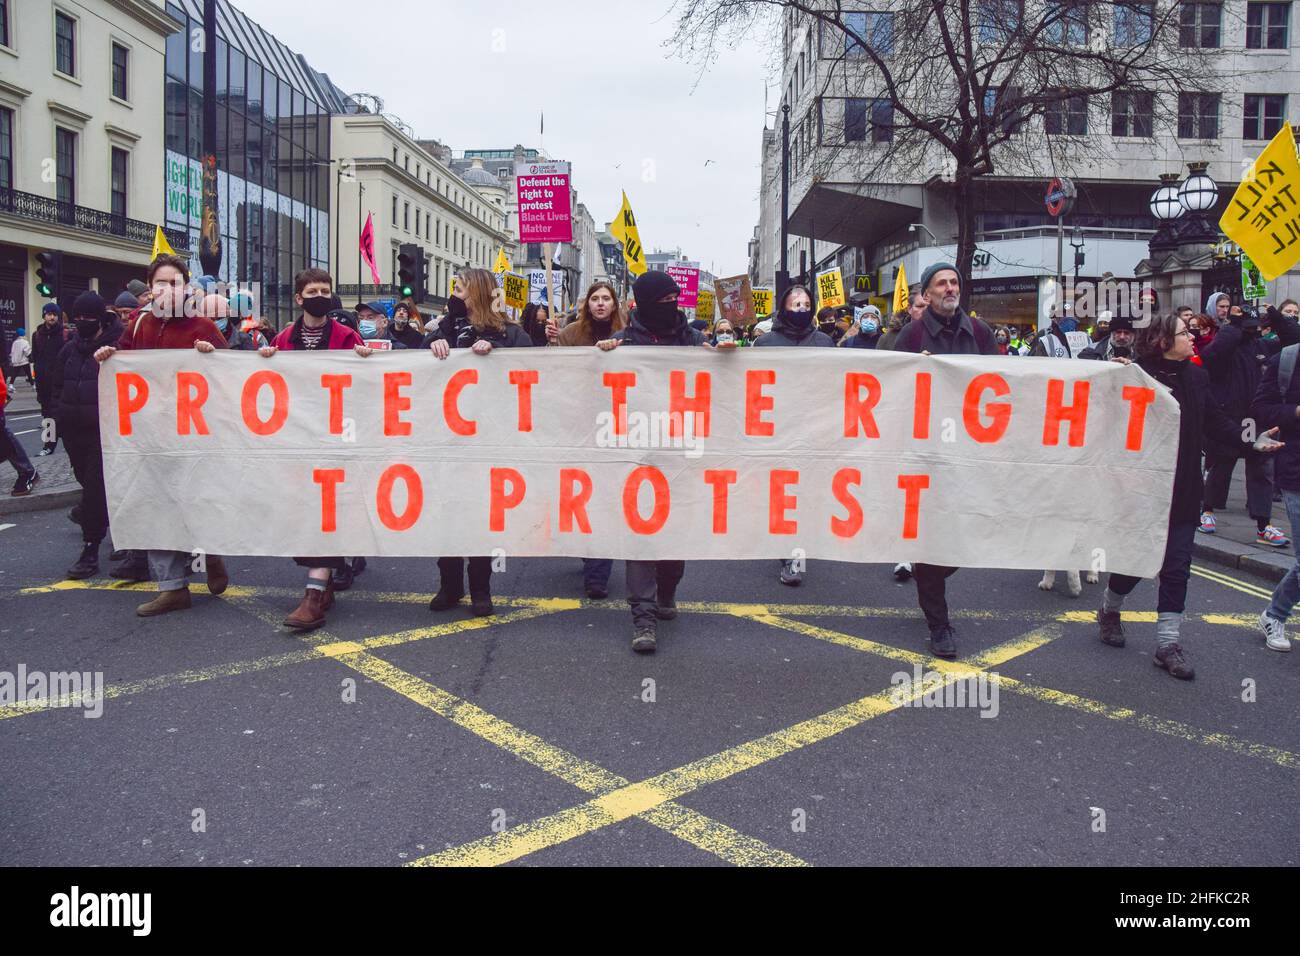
[[632, 626, 657, 654], [109, 552, 150, 582], [66, 541, 99, 580], [779, 559, 803, 587], [205, 555, 229, 595], [470, 591, 494, 617], [10, 471, 37, 496], [284, 588, 327, 631], [929, 625, 958, 659], [1258, 611, 1291, 652], [429, 586, 465, 612], [1097, 609, 1126, 647], [1154, 643, 1195, 680], [136, 588, 192, 617]]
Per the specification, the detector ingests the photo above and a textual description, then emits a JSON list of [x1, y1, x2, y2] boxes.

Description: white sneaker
[[1258, 611, 1292, 652]]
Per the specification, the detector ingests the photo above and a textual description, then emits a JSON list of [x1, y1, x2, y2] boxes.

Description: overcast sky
[[237, 0, 772, 278]]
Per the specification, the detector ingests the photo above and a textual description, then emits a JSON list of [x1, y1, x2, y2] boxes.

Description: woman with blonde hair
[[427, 269, 533, 615]]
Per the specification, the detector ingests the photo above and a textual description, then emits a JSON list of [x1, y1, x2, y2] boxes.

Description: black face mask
[[446, 296, 468, 320], [781, 308, 813, 330], [302, 295, 333, 318], [638, 300, 679, 334], [75, 319, 101, 340]]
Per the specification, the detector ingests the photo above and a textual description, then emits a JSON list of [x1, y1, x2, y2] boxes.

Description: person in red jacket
[[258, 268, 373, 631], [94, 254, 231, 617]]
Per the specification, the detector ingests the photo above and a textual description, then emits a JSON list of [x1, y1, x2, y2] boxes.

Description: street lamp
[[908, 223, 938, 245], [1148, 172, 1186, 256], [1069, 225, 1086, 307], [1176, 160, 1220, 245]]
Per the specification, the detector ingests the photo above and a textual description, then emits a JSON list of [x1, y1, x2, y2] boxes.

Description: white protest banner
[[101, 350, 1177, 575]]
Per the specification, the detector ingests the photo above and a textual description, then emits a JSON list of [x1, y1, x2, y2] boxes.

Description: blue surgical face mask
[[359, 320, 378, 338], [861, 318, 879, 335]]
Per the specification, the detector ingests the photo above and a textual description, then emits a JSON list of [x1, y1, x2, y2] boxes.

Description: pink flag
[[359, 212, 381, 286]]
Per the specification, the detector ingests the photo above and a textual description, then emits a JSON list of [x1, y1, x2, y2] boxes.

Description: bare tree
[[670, 0, 1229, 294]]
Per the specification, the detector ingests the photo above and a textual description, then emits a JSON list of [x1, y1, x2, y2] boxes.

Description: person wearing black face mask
[[754, 285, 835, 348], [597, 270, 707, 654], [52, 291, 124, 579]]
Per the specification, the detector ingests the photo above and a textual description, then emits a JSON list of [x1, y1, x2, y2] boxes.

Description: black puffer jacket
[[1142, 355, 1251, 523], [53, 318, 125, 432], [453, 321, 533, 349], [613, 310, 706, 347], [32, 320, 68, 372], [754, 313, 834, 348], [1199, 323, 1281, 457]]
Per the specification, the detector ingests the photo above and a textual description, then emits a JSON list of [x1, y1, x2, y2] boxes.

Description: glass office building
[[163, 0, 347, 328]]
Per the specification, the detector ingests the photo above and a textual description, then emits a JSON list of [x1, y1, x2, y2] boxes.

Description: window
[[404, 202, 410, 232], [55, 10, 75, 75], [1244, 94, 1287, 140], [1178, 92, 1219, 139], [0, 107, 11, 190], [1113, 1, 1154, 45], [1111, 90, 1154, 137], [1246, 3, 1290, 49], [392, 146, 398, 163], [111, 147, 127, 218], [1045, 93, 1088, 135], [844, 11, 895, 55], [985, 84, 1027, 134], [436, 220, 441, 246], [1046, 1, 1089, 45], [1, 0, 10, 48], [55, 127, 75, 205], [111, 42, 129, 100], [392, 194, 397, 225], [1179, 3, 1221, 48], [978, 0, 1021, 42]]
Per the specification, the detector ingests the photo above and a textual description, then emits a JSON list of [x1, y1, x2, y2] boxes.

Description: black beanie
[[71, 290, 109, 323], [633, 270, 680, 306]]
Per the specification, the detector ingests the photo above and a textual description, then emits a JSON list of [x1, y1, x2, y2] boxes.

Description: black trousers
[[625, 559, 685, 628], [437, 556, 492, 595], [62, 426, 108, 544], [913, 563, 959, 631], [293, 557, 348, 571], [1106, 520, 1197, 615]]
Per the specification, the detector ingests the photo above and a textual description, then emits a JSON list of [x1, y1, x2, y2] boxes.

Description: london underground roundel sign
[[1045, 177, 1076, 217]]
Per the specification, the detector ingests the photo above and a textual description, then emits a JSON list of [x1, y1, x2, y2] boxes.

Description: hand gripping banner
[[101, 349, 1178, 577]]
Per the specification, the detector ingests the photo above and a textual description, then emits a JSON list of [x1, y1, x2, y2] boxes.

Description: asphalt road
[[0, 506, 1295, 867]]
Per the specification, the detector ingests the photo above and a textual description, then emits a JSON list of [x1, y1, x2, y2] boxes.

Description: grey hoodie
[[1205, 291, 1230, 316]]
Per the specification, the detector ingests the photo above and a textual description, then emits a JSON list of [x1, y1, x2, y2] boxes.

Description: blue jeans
[[148, 550, 194, 592], [1266, 490, 1300, 621]]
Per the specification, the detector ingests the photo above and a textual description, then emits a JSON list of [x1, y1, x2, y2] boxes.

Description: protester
[[1098, 312, 1282, 679], [32, 303, 68, 456], [843, 305, 883, 349], [112, 291, 140, 327], [1198, 303, 1288, 547], [520, 302, 551, 348], [428, 269, 534, 616], [876, 311, 905, 350], [8, 328, 31, 386], [1186, 311, 1215, 358], [892, 262, 997, 659], [1080, 313, 1137, 362], [248, 269, 372, 629], [0, 372, 38, 496], [1029, 313, 1076, 357], [53, 291, 123, 579], [710, 316, 738, 347], [1091, 313, 1110, 344], [756, 286, 836, 348], [553, 280, 627, 598], [596, 269, 707, 653], [388, 301, 426, 349], [95, 254, 231, 616], [994, 326, 1012, 355]]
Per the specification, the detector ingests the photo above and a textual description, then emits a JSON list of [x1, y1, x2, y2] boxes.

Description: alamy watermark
[[889, 664, 1000, 718], [0, 665, 104, 718], [595, 409, 704, 459]]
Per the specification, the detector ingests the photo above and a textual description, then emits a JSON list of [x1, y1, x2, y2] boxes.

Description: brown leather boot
[[205, 556, 229, 595], [136, 588, 192, 617], [283, 587, 326, 631]]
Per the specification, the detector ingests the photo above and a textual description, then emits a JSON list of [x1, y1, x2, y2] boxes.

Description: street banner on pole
[[359, 213, 382, 286], [100, 350, 1178, 577], [752, 287, 774, 318], [715, 275, 755, 326], [817, 268, 846, 309], [893, 265, 910, 313], [493, 248, 512, 275], [151, 225, 177, 261], [1220, 123, 1300, 281], [696, 288, 715, 323], [610, 190, 647, 277], [665, 261, 701, 309], [516, 161, 572, 244], [503, 273, 530, 311]]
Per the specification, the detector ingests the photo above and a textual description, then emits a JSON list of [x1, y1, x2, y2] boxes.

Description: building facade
[[331, 116, 512, 309], [754, 1, 1300, 327], [0, 0, 186, 352], [162, 0, 345, 329]]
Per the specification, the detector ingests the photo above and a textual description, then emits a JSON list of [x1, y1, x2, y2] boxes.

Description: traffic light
[[35, 250, 62, 299], [398, 244, 420, 300], [417, 255, 429, 304]]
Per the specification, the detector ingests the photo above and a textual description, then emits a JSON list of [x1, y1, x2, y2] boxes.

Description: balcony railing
[[0, 187, 189, 252]]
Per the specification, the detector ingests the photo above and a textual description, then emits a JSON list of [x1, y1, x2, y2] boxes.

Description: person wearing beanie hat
[[32, 303, 68, 454], [598, 269, 707, 654], [126, 279, 149, 304], [112, 291, 139, 311], [54, 290, 125, 579], [893, 258, 997, 660]]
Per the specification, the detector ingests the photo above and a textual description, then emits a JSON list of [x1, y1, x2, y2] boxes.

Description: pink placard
[[665, 261, 700, 309], [515, 160, 572, 244]]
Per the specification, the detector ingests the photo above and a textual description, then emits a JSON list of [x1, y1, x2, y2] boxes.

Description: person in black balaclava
[[755, 285, 835, 348], [598, 270, 706, 654], [53, 291, 124, 579]]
